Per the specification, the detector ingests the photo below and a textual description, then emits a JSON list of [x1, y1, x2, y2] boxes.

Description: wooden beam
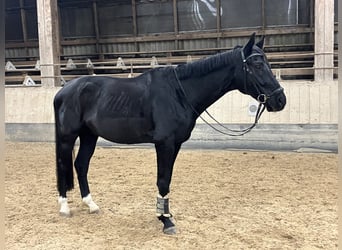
[[173, 0, 178, 34], [92, 0, 102, 59], [89, 27, 313, 45], [19, 0, 28, 43], [314, 0, 334, 81], [131, 0, 138, 52], [19, 0, 29, 57], [173, 0, 178, 50], [6, 26, 314, 50], [5, 41, 39, 49], [216, 0, 221, 47], [261, 0, 265, 32], [36, 0, 61, 87]]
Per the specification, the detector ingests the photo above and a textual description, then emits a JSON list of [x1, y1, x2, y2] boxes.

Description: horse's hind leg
[[74, 127, 99, 214], [56, 135, 77, 217]]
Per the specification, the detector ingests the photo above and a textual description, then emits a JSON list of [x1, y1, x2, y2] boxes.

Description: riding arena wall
[[5, 80, 338, 152], [5, 0, 338, 152]]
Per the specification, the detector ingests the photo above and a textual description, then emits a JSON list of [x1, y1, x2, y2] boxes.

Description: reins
[[173, 67, 266, 136], [172, 47, 273, 137]]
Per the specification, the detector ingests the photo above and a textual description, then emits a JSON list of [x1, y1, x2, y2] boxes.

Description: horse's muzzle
[[266, 90, 286, 112]]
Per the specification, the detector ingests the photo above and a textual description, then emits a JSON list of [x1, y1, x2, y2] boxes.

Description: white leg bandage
[[58, 196, 71, 217], [156, 194, 171, 217], [82, 194, 100, 214]]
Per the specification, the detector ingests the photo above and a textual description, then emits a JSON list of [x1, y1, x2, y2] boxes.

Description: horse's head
[[234, 33, 286, 112]]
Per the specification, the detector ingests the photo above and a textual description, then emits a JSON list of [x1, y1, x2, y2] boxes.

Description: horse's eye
[[254, 63, 263, 70]]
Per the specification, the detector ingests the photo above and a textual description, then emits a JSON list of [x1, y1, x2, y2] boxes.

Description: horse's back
[[54, 75, 149, 108], [54, 75, 156, 143]]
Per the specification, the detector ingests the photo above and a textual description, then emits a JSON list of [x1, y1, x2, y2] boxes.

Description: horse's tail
[[54, 95, 74, 194]]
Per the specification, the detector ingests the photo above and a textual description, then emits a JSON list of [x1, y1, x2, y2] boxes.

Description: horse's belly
[[92, 117, 153, 144]]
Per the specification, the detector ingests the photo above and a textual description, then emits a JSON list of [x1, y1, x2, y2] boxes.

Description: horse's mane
[[173, 46, 241, 80]]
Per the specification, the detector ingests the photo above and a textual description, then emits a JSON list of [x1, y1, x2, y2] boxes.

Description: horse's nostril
[[278, 95, 286, 107], [278, 97, 283, 105]]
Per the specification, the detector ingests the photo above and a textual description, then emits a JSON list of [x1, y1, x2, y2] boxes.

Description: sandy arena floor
[[5, 142, 337, 249]]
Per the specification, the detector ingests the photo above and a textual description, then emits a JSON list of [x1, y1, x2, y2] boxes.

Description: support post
[[314, 0, 334, 82], [36, 0, 61, 87], [19, 0, 28, 57], [216, 0, 221, 48], [173, 0, 179, 50], [131, 0, 138, 52]]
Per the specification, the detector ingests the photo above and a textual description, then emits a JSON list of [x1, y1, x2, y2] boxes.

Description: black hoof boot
[[158, 215, 176, 235]]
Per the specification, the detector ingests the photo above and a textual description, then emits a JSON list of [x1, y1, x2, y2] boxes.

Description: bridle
[[172, 47, 283, 136], [241, 49, 284, 105]]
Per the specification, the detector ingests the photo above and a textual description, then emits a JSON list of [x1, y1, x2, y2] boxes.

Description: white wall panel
[[5, 81, 338, 124], [200, 80, 338, 124]]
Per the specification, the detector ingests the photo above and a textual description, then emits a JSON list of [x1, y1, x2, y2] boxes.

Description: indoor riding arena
[[5, 0, 338, 249]]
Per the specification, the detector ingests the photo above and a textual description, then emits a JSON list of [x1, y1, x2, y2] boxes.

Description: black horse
[[54, 33, 286, 234]]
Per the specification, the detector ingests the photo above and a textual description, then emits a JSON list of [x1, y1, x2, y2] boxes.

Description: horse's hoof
[[89, 208, 100, 214], [163, 226, 176, 235], [59, 211, 71, 217], [88, 204, 100, 214], [83, 194, 100, 214], [59, 206, 71, 217]]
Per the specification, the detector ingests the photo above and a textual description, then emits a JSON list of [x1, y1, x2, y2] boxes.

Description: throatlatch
[[156, 195, 171, 217]]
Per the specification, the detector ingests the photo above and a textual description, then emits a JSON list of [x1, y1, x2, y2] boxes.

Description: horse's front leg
[[155, 140, 181, 235]]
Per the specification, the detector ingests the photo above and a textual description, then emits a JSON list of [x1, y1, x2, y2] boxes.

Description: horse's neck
[[182, 66, 237, 115]]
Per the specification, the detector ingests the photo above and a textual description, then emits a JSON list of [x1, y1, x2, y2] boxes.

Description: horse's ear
[[256, 36, 265, 49], [243, 33, 256, 56]]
